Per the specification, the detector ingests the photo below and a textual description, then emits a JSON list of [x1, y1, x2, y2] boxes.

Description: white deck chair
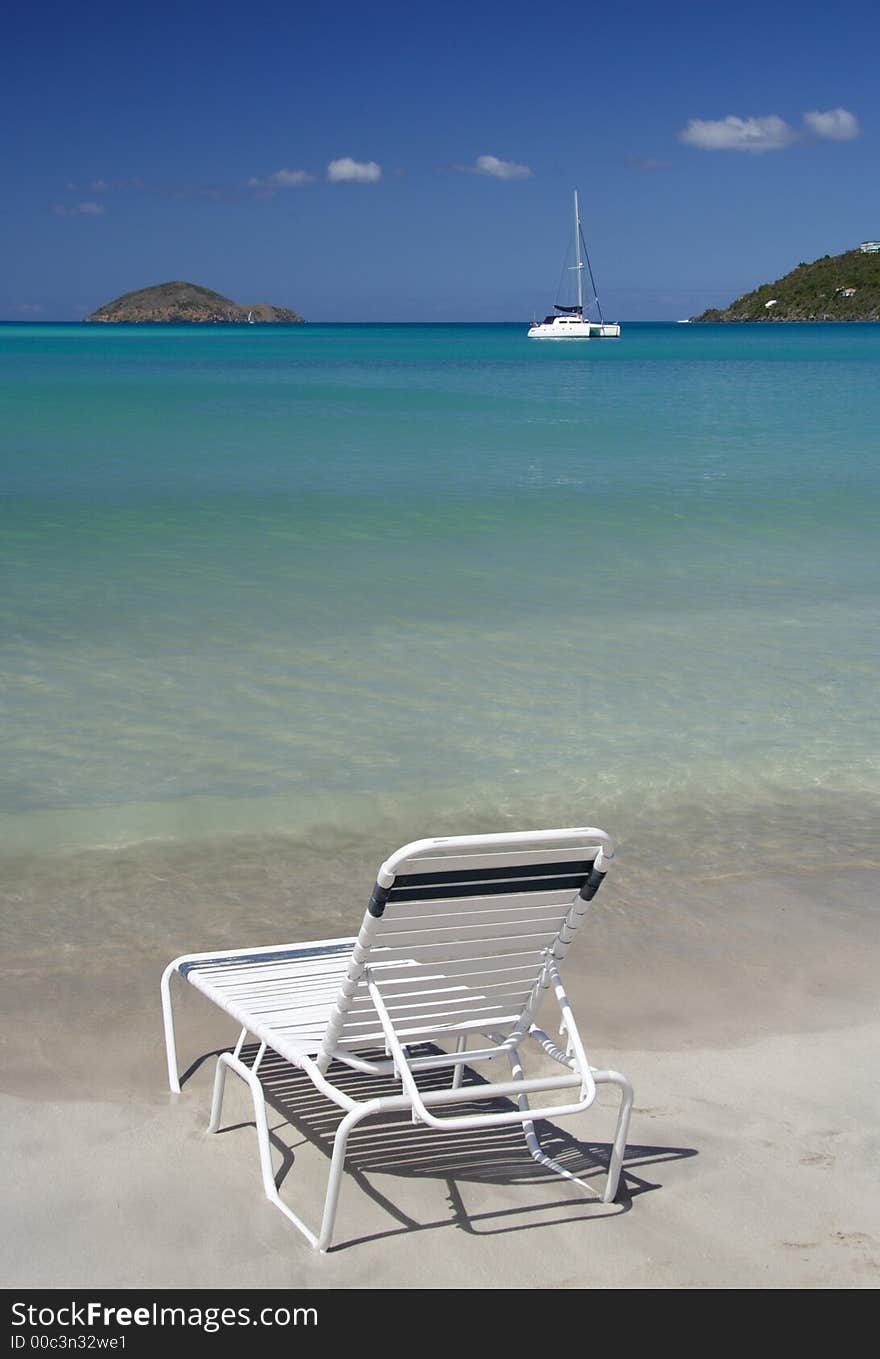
[[161, 827, 633, 1251]]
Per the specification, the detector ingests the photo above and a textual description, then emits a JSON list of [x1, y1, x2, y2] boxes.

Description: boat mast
[[574, 190, 584, 316], [577, 192, 606, 324]]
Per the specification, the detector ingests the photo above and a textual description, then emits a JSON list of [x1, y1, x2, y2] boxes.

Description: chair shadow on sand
[[182, 1043, 697, 1251]]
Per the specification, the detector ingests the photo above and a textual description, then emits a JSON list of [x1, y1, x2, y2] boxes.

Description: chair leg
[[451, 1034, 468, 1090], [204, 1049, 323, 1249], [204, 1047, 378, 1252], [592, 1070, 633, 1203], [207, 1029, 249, 1133], [316, 1104, 374, 1252], [208, 1053, 229, 1134], [160, 963, 181, 1093]]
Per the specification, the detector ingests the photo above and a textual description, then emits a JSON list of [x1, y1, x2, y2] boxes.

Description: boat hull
[[527, 321, 620, 339], [528, 326, 591, 339]]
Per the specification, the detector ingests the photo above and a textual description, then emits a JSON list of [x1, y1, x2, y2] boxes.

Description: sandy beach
[[2, 842, 877, 1289]]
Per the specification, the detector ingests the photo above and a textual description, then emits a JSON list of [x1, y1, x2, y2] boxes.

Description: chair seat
[[180, 938, 358, 1060], [179, 937, 524, 1058]]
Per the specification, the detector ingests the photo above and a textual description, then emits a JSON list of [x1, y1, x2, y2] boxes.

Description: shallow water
[[1, 321, 877, 904]]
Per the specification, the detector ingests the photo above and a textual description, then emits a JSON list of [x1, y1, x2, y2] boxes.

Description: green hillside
[[87, 280, 303, 323], [694, 246, 880, 321]]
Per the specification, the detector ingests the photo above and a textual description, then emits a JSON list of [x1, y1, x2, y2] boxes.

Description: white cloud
[[678, 114, 796, 153], [803, 107, 860, 141], [247, 168, 315, 189], [326, 157, 382, 183], [50, 201, 106, 216], [271, 168, 315, 186], [467, 154, 532, 179]]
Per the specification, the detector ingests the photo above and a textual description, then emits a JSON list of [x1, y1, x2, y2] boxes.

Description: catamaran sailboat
[[528, 191, 620, 339]]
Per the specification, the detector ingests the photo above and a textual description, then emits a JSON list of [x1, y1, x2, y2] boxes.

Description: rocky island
[[693, 244, 880, 322], [86, 281, 304, 324]]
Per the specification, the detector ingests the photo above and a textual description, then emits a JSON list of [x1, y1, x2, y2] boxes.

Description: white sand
[[2, 865, 878, 1288]]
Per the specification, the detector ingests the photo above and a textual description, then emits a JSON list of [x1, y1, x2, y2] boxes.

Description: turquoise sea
[[1, 321, 878, 899]]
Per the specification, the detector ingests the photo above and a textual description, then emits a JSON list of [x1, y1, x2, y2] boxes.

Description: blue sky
[[2, 0, 878, 320]]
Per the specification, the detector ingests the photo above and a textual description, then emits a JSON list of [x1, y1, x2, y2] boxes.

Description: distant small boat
[[528, 191, 620, 339], [246, 310, 255, 325]]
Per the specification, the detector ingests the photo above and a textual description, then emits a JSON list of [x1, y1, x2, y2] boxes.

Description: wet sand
[[1, 846, 878, 1288]]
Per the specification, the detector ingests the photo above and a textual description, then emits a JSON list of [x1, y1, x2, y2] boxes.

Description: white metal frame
[[161, 827, 633, 1252]]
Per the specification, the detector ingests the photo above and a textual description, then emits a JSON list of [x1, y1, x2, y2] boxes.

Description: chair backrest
[[319, 828, 614, 1061]]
